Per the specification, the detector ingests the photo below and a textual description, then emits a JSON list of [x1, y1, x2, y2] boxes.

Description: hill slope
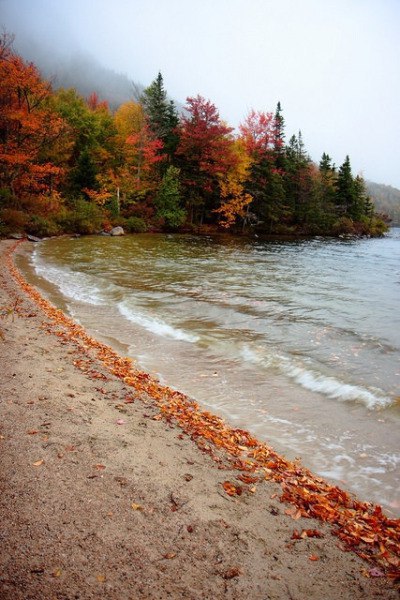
[[366, 181, 400, 225]]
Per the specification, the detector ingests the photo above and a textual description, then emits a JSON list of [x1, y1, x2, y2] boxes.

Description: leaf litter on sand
[[6, 240, 400, 582]]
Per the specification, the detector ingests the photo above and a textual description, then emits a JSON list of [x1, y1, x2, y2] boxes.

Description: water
[[19, 230, 400, 515]]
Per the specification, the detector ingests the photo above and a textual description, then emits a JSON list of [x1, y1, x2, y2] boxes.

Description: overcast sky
[[1, 0, 399, 188]]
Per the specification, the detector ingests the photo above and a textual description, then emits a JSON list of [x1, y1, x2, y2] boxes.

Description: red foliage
[[177, 95, 234, 193], [239, 109, 275, 156], [0, 34, 64, 200]]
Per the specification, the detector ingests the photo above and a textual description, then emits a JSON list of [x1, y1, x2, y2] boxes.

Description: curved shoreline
[[0, 239, 399, 598]]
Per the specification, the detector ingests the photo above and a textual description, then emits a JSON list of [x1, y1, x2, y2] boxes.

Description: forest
[[0, 32, 388, 239]]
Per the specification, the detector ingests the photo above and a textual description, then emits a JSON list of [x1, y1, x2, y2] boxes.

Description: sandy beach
[[0, 239, 398, 600]]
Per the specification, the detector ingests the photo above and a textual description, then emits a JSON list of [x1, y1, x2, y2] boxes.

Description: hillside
[[366, 181, 400, 225], [10, 31, 143, 108]]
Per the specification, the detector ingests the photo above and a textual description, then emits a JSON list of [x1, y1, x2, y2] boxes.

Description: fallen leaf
[[285, 506, 302, 520], [222, 481, 243, 496], [96, 574, 106, 583], [163, 552, 176, 559], [116, 419, 125, 425], [52, 568, 62, 578], [131, 503, 142, 511], [32, 460, 44, 467], [222, 567, 241, 579], [309, 555, 319, 561], [93, 464, 106, 471], [27, 430, 39, 435]]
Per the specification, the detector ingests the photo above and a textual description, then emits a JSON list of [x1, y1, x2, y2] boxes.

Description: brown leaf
[[131, 503, 143, 511], [163, 552, 176, 559], [96, 574, 106, 583], [222, 567, 241, 579], [27, 430, 39, 435], [32, 459, 44, 467], [309, 555, 319, 561], [222, 481, 243, 496], [285, 506, 302, 520], [93, 464, 106, 471]]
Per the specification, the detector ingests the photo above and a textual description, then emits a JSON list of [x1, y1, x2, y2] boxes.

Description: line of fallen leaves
[[7, 241, 400, 581]]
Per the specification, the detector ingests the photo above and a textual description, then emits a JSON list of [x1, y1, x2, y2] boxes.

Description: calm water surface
[[20, 230, 400, 515]]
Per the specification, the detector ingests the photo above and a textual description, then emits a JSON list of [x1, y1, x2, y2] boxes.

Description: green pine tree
[[335, 155, 355, 216], [141, 72, 179, 162]]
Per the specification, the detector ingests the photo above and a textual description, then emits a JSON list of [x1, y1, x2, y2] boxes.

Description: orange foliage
[[0, 34, 64, 201]]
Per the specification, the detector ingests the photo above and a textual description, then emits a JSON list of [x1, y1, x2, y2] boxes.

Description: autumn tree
[[176, 95, 234, 224], [0, 33, 64, 206], [239, 109, 288, 231], [214, 139, 253, 229], [50, 88, 117, 200]]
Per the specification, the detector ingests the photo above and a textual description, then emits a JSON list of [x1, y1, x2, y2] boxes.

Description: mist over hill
[[9, 31, 143, 108], [366, 181, 400, 225]]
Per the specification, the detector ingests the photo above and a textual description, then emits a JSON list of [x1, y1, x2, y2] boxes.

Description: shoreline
[[0, 239, 399, 599]]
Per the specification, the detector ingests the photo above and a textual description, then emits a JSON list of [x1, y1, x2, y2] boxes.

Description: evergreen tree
[[273, 101, 286, 170], [335, 155, 355, 216], [141, 72, 179, 162], [319, 152, 335, 174], [71, 148, 98, 196], [352, 174, 368, 221], [284, 131, 312, 225]]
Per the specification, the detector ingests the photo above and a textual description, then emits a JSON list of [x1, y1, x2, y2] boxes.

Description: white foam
[[239, 343, 393, 410], [32, 254, 105, 305], [118, 302, 199, 343], [284, 363, 393, 410]]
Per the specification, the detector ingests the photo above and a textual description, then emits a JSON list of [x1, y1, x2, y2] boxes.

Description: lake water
[[19, 230, 400, 516]]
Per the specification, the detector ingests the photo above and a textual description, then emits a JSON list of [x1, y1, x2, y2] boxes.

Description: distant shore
[[0, 239, 398, 599]]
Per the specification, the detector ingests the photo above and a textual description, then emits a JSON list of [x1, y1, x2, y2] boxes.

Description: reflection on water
[[20, 229, 400, 515]]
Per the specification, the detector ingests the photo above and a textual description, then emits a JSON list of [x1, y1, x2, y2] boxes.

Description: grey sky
[[1, 0, 399, 187]]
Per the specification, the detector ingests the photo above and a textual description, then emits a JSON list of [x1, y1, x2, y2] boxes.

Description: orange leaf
[[222, 481, 243, 496], [309, 555, 319, 561], [32, 459, 44, 467]]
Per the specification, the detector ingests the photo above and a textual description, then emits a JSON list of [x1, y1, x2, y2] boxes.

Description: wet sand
[[0, 239, 398, 599]]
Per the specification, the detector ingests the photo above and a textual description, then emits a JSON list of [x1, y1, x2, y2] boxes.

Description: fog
[[1, 0, 399, 187]]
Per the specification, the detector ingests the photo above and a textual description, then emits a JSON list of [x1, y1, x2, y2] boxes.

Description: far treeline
[[0, 32, 389, 239]]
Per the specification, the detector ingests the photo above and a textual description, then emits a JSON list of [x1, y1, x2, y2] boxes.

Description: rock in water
[[110, 226, 124, 236]]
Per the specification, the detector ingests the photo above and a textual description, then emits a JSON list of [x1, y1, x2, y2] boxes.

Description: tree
[[0, 33, 64, 204], [214, 139, 253, 229], [335, 155, 355, 216], [273, 101, 286, 170], [51, 88, 118, 199], [154, 165, 186, 228], [176, 95, 234, 224], [141, 72, 179, 162], [239, 109, 287, 231]]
